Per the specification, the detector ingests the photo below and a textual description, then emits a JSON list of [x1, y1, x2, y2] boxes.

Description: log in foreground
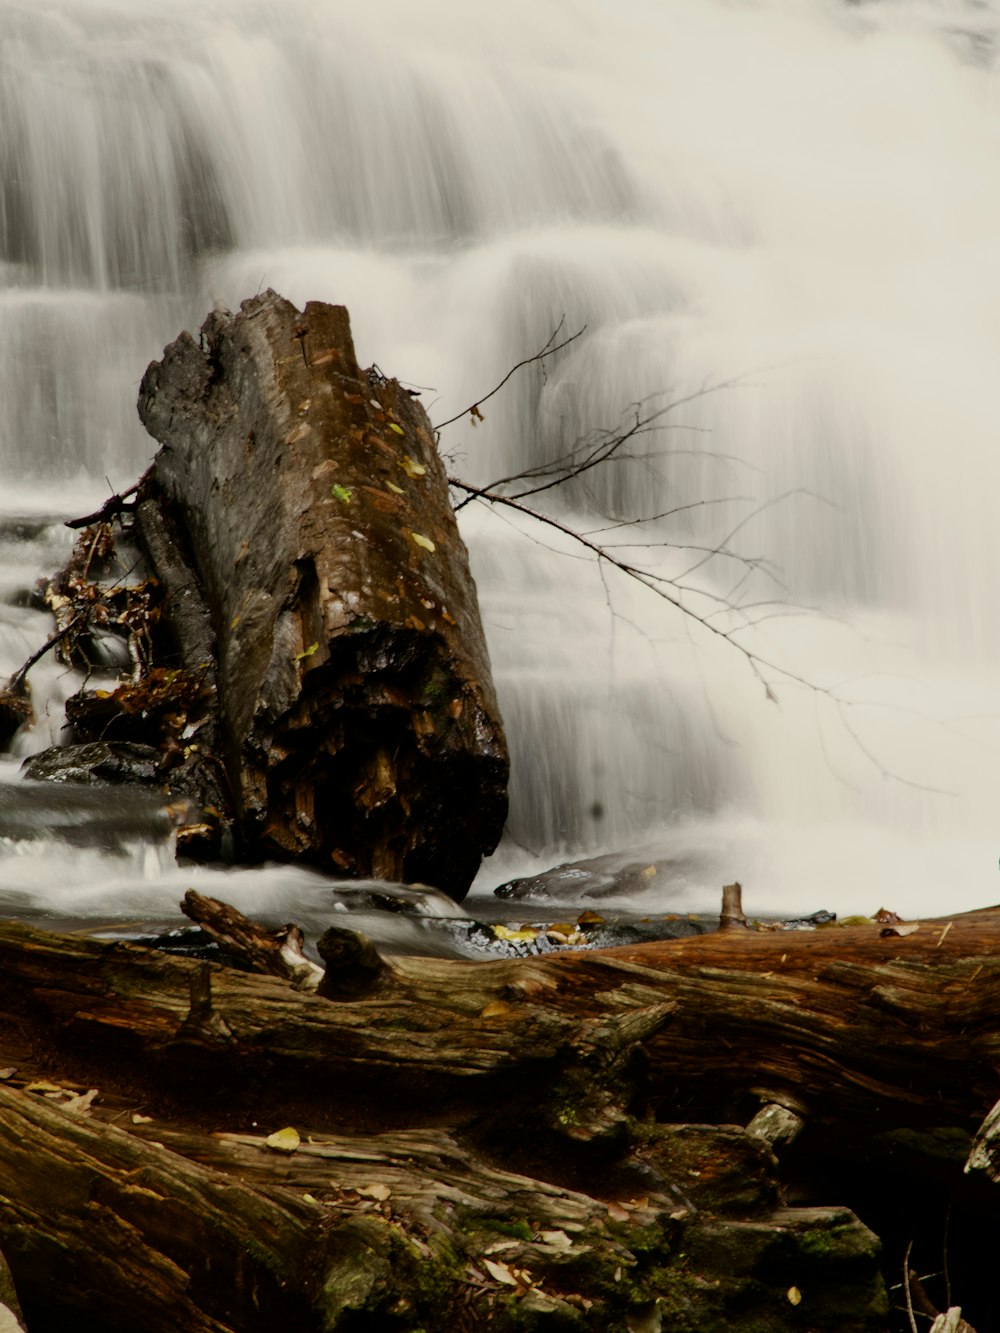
[[130, 291, 507, 897], [5, 902, 1000, 1329]]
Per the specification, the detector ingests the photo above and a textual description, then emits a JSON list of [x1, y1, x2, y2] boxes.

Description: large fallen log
[[1, 905, 999, 1130], [127, 291, 508, 896], [1, 902, 999, 1329]]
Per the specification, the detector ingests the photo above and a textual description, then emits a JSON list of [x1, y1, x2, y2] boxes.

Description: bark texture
[[135, 291, 507, 897], [0, 912, 907, 1333]]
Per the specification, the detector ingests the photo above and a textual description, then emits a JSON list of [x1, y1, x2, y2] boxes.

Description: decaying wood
[[134, 291, 508, 898], [719, 879, 748, 931], [3, 905, 1000, 1130], [3, 902, 1000, 1329], [181, 889, 323, 990]]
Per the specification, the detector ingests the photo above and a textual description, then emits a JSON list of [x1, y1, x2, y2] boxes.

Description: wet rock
[[22, 741, 162, 786], [495, 851, 682, 902]]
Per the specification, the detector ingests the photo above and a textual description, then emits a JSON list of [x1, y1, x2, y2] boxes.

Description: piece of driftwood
[[180, 888, 323, 991], [134, 292, 508, 897]]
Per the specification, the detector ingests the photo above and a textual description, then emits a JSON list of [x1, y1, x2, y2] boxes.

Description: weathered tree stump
[[133, 291, 507, 898]]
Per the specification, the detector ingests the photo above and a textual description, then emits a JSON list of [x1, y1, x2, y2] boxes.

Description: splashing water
[[1, 0, 998, 932]]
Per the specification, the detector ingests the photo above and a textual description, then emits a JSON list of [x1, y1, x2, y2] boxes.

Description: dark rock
[[495, 851, 698, 903], [0, 686, 33, 750], [22, 741, 162, 785]]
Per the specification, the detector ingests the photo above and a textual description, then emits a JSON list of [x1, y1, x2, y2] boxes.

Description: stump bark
[[134, 291, 507, 897]]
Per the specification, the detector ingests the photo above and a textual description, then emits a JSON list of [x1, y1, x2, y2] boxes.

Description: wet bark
[[0, 909, 916, 1333], [133, 291, 507, 898]]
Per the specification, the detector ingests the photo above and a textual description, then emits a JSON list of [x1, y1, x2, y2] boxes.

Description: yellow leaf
[[410, 533, 435, 553], [385, 481, 404, 494], [492, 925, 537, 943], [265, 1126, 301, 1154], [25, 1081, 64, 1095], [295, 642, 319, 661], [388, 422, 405, 435], [400, 455, 426, 479], [787, 1287, 802, 1306]]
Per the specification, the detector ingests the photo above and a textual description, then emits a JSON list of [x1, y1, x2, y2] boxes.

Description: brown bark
[[134, 291, 507, 898], [1, 906, 999, 1133], [0, 909, 908, 1333]]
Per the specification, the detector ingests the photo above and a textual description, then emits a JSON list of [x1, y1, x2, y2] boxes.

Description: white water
[[1, 0, 998, 927]]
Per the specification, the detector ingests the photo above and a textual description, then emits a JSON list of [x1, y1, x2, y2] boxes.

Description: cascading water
[[1, 0, 998, 931]]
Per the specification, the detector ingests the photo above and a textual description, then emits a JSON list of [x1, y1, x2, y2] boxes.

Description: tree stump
[[135, 292, 508, 898]]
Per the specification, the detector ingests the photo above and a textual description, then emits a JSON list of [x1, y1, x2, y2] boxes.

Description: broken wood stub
[[136, 291, 508, 898]]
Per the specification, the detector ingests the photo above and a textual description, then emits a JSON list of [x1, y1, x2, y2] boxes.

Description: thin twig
[[432, 320, 586, 432], [904, 1240, 918, 1333], [6, 614, 85, 693], [65, 481, 141, 531]]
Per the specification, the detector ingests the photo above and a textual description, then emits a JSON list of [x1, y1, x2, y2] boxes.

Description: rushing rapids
[[0, 0, 998, 930]]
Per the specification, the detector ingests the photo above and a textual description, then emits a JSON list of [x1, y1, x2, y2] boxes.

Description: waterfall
[[1, 0, 998, 922]]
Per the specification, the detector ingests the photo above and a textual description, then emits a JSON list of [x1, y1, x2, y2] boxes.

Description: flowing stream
[[1, 0, 999, 938]]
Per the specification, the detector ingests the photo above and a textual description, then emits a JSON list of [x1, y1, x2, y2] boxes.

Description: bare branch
[[447, 477, 835, 703], [5, 613, 85, 693], [432, 319, 586, 432]]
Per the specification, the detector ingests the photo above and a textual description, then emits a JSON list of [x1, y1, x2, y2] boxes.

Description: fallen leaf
[[410, 532, 435, 553], [265, 1126, 301, 1154], [386, 480, 404, 495], [62, 1089, 98, 1115], [388, 422, 405, 436], [538, 1230, 573, 1250], [577, 910, 606, 928], [607, 1202, 631, 1223], [880, 923, 920, 938], [787, 1286, 802, 1306], [358, 1183, 391, 1202], [25, 1081, 64, 1096], [132, 1113, 154, 1124], [482, 1258, 519, 1286], [330, 484, 352, 504], [303, 1193, 319, 1205], [492, 925, 538, 943], [295, 642, 319, 661], [400, 455, 426, 478], [479, 1000, 518, 1020]]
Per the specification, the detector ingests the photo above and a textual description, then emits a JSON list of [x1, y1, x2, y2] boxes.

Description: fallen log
[[1, 901, 999, 1329], [132, 291, 508, 897], [1, 904, 999, 1131]]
